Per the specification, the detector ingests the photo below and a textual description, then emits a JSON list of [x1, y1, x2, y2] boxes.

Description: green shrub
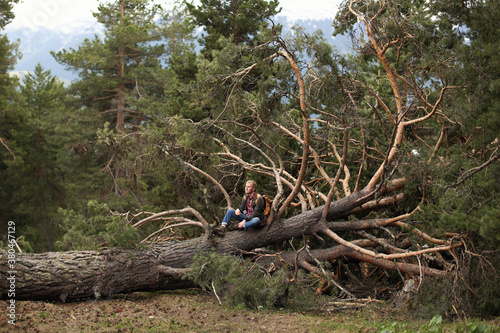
[[185, 251, 322, 310], [56, 200, 141, 251], [407, 252, 500, 318]]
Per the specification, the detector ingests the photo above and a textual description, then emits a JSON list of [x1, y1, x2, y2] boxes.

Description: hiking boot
[[212, 225, 226, 237]]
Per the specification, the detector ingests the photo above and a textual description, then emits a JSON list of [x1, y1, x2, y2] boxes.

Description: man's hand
[[237, 221, 245, 229]]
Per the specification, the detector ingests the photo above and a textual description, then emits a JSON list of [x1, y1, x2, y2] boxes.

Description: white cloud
[[6, 0, 342, 31], [277, 0, 342, 22], [7, 0, 99, 30], [6, 0, 185, 31]]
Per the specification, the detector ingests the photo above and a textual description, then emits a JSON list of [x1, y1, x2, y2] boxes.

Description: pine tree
[[0, 33, 17, 156], [332, 0, 500, 315], [0, 0, 19, 29], [53, 0, 168, 132], [186, 0, 281, 59], [52, 0, 195, 201], [0, 0, 23, 232], [0, 0, 20, 157], [0, 65, 76, 251]]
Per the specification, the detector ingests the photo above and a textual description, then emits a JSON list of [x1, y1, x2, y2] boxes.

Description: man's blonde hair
[[246, 180, 257, 190]]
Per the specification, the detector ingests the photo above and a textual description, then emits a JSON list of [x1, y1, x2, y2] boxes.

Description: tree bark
[[0, 248, 191, 302]]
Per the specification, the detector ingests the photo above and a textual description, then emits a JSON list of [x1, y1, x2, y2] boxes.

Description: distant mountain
[[5, 20, 104, 82], [278, 17, 351, 52], [5, 16, 350, 83]]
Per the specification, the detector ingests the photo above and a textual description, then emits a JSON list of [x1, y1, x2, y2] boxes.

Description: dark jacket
[[240, 193, 266, 222]]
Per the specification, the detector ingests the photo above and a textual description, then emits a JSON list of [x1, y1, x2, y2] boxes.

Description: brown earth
[[1, 291, 498, 332]]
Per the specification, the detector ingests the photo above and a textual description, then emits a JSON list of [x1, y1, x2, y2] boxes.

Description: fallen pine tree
[[0, 183, 463, 302], [1, 2, 497, 315]]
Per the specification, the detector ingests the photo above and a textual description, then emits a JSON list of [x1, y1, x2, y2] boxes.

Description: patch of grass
[[3, 293, 498, 333], [374, 314, 500, 333]]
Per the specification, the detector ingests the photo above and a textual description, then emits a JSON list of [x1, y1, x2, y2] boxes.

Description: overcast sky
[[6, 0, 342, 31]]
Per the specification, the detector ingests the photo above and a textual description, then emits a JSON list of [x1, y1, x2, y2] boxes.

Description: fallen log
[[0, 189, 459, 301]]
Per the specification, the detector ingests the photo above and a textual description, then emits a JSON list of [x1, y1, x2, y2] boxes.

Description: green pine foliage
[[56, 200, 141, 251], [186, 251, 322, 310], [0, 64, 79, 251], [186, 0, 281, 59], [47, 0, 198, 216], [0, 0, 19, 29]]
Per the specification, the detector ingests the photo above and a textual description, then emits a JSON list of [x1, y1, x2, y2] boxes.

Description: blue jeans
[[221, 209, 261, 229]]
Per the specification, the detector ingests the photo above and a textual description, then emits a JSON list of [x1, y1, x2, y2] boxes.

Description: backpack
[[259, 194, 272, 217], [255, 194, 272, 227]]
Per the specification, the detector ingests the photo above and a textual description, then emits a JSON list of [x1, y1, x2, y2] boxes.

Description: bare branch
[[142, 219, 205, 243], [445, 151, 500, 189], [0, 137, 15, 159], [402, 85, 449, 126], [275, 47, 310, 221], [163, 148, 232, 210], [132, 207, 209, 235]]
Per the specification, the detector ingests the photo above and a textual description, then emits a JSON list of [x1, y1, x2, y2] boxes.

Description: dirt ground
[[1, 291, 498, 332]]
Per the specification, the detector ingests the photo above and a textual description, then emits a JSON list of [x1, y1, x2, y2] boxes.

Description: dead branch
[[132, 207, 209, 235], [142, 219, 205, 243], [445, 151, 499, 189], [275, 47, 311, 221], [214, 138, 309, 212], [163, 147, 232, 210], [0, 137, 15, 159]]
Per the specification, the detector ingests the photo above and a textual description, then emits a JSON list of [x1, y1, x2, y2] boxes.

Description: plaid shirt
[[245, 193, 255, 216]]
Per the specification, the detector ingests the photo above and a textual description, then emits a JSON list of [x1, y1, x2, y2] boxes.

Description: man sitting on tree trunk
[[214, 180, 266, 236]]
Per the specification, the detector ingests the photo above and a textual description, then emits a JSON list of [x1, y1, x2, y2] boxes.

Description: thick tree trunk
[[0, 212, 324, 301], [0, 248, 191, 302]]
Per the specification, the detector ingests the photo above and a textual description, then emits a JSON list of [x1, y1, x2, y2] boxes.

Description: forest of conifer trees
[[0, 0, 498, 318]]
